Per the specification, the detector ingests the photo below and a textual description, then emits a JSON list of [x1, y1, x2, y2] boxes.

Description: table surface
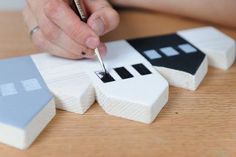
[[0, 9, 236, 157]]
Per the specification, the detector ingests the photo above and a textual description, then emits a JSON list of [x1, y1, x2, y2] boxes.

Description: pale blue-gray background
[[0, 0, 26, 11]]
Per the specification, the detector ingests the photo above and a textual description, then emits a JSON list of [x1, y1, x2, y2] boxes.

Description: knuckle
[[64, 51, 83, 59], [68, 23, 87, 42], [68, 24, 79, 38], [33, 34, 45, 50], [44, 0, 61, 18], [41, 23, 58, 41], [57, 52, 79, 59], [42, 29, 54, 41], [70, 54, 83, 59]]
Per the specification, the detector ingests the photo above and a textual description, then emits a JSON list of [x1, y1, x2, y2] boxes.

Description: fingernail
[[86, 37, 99, 49], [91, 18, 105, 36]]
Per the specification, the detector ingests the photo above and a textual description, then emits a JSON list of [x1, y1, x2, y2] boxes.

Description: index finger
[[44, 0, 100, 49]]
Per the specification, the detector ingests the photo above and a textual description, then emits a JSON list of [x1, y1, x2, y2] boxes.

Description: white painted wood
[[32, 40, 169, 123], [178, 27, 236, 70], [155, 56, 208, 91], [31, 26, 234, 123], [0, 56, 56, 149], [2, 26, 233, 150], [31, 53, 96, 114], [89, 40, 169, 124], [0, 99, 55, 149]]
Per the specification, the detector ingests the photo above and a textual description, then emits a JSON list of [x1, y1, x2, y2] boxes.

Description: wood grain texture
[[0, 9, 236, 157]]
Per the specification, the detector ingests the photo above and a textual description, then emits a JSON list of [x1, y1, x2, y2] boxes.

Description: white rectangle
[[21, 79, 42, 92], [125, 65, 141, 77], [0, 83, 18, 96], [109, 69, 122, 81]]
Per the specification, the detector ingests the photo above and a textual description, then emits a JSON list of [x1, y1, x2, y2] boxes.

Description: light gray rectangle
[[143, 50, 162, 60], [160, 47, 179, 57], [178, 44, 197, 54]]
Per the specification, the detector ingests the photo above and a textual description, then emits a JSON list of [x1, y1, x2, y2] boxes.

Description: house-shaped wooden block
[[128, 33, 208, 90], [0, 56, 55, 149], [32, 41, 169, 124]]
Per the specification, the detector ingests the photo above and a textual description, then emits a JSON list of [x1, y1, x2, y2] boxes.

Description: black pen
[[72, 0, 108, 74]]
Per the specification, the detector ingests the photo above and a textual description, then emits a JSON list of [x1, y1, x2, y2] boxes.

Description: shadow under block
[[32, 40, 169, 124], [0, 56, 55, 149], [177, 27, 236, 70], [128, 34, 208, 90]]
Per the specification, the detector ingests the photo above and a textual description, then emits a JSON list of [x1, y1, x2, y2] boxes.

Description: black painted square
[[114, 67, 133, 79], [132, 64, 152, 75], [96, 72, 115, 83], [127, 34, 206, 75]]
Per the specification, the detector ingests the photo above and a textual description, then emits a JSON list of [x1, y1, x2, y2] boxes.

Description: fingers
[[37, 13, 95, 57], [85, 0, 120, 36], [44, 0, 100, 49], [23, 5, 38, 33], [23, 3, 95, 59], [33, 30, 85, 59], [24, 0, 110, 59]]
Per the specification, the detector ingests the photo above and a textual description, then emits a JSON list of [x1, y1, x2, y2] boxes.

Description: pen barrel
[[70, 0, 107, 73], [70, 0, 88, 22]]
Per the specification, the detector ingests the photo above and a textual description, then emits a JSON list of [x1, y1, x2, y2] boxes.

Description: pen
[[72, 0, 108, 74]]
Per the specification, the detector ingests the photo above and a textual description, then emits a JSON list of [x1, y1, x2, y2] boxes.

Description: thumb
[[84, 0, 120, 36]]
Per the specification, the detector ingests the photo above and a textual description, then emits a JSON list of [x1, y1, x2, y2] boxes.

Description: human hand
[[23, 0, 120, 59]]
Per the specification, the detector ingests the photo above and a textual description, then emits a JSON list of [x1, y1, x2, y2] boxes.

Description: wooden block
[[31, 26, 233, 122], [0, 56, 55, 149], [128, 34, 208, 90], [89, 40, 169, 124], [177, 27, 236, 70], [32, 41, 169, 124], [31, 53, 96, 114], [1, 26, 233, 149]]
